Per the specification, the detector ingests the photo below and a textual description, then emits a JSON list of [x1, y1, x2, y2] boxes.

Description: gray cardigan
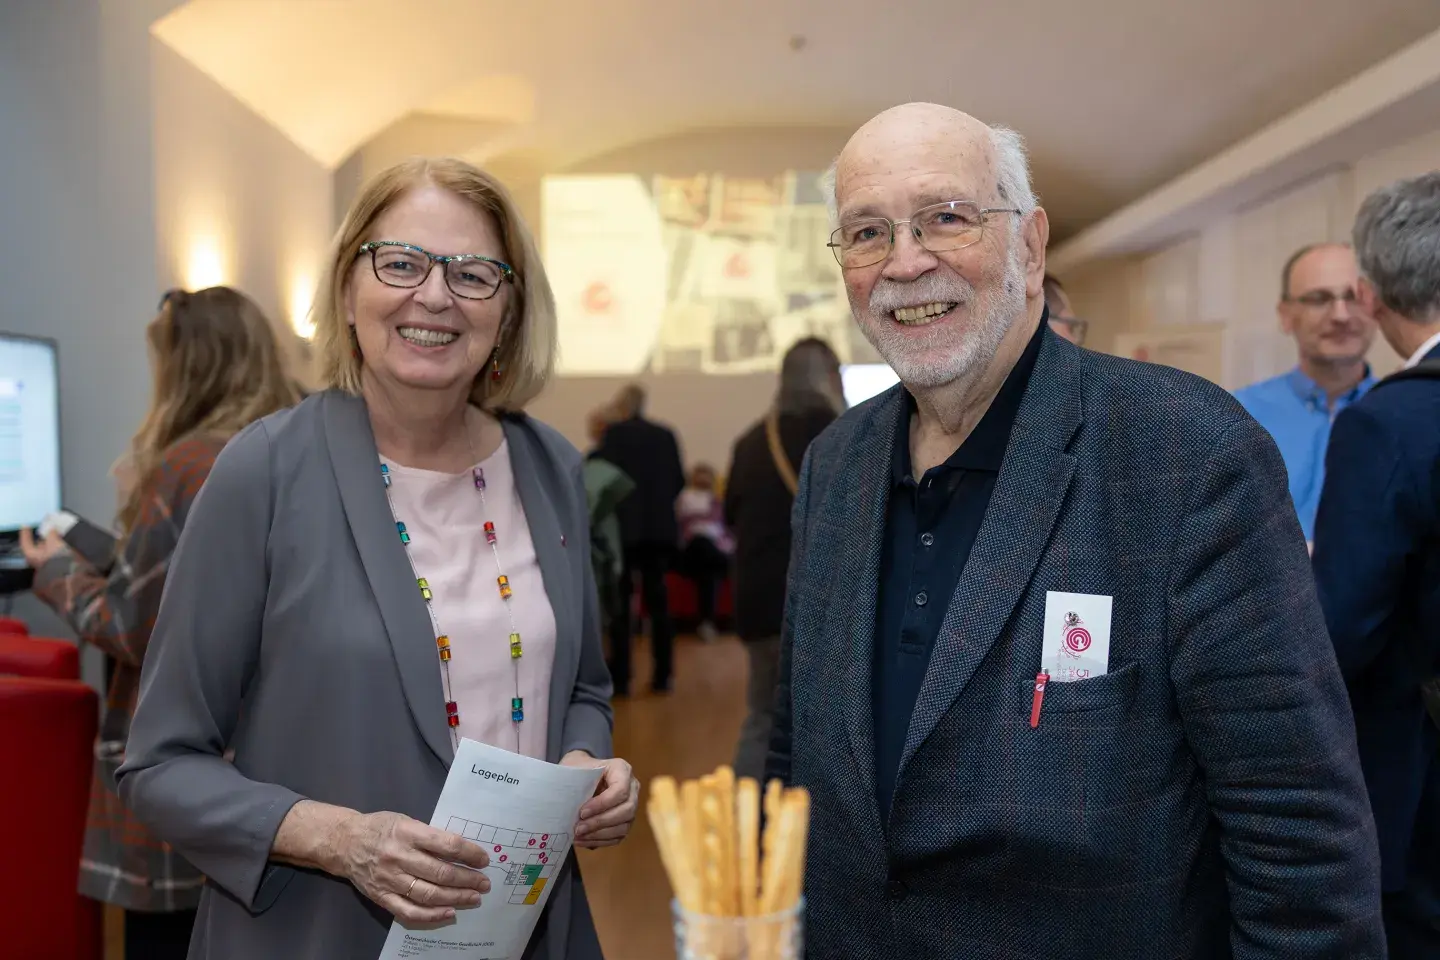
[[117, 390, 614, 960]]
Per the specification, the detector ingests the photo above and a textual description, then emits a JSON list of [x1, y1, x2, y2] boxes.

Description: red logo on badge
[[1062, 611, 1091, 658]]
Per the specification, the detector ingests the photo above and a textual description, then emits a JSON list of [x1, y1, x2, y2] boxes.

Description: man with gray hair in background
[[766, 101, 1383, 958], [1312, 170, 1440, 957]]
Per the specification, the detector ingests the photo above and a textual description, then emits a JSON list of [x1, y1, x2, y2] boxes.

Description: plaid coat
[[767, 326, 1386, 959], [34, 436, 223, 912]]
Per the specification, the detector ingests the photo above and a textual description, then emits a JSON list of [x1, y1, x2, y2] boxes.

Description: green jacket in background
[[583, 456, 634, 627]]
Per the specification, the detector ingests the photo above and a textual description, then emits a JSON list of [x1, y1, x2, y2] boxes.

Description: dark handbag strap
[[765, 409, 800, 497]]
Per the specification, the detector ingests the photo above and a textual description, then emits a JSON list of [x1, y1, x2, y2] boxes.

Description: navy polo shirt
[[872, 315, 1046, 816]]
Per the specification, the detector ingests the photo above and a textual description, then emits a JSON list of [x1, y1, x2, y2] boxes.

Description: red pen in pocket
[[1030, 672, 1049, 728]]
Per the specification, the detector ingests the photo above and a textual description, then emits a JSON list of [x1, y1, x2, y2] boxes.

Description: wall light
[[184, 235, 228, 290], [289, 272, 316, 339]]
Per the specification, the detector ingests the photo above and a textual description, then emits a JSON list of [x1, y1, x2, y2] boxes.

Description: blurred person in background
[[115, 157, 635, 959], [1234, 243, 1377, 542], [1042, 273, 1088, 345], [674, 462, 733, 642], [19, 286, 301, 959], [1313, 171, 1440, 957], [583, 402, 615, 458], [582, 403, 634, 650], [723, 337, 842, 780], [596, 382, 686, 694]]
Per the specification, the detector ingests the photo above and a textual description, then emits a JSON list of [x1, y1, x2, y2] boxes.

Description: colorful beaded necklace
[[379, 423, 524, 753]]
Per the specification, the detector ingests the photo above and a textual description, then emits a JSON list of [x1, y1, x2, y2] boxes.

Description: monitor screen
[[840, 363, 900, 408], [0, 333, 61, 533]]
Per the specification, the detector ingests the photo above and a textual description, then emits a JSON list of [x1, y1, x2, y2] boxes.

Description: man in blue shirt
[[1234, 243, 1377, 541]]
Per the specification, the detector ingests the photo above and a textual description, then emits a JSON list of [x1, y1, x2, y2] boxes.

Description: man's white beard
[[853, 252, 1027, 390]]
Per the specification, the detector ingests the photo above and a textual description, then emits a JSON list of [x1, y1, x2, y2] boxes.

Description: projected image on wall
[[543, 170, 884, 376]]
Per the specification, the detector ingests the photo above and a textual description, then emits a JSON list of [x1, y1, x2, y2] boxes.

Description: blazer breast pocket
[[1025, 661, 1140, 718]]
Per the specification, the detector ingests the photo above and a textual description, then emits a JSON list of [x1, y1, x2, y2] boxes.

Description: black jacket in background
[[723, 406, 837, 642], [596, 416, 686, 548]]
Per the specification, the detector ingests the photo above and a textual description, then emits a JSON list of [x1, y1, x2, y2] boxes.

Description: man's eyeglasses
[[1285, 288, 1359, 311], [828, 200, 1021, 270], [358, 241, 515, 301]]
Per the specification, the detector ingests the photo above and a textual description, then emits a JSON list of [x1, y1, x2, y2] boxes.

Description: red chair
[[641, 572, 735, 630], [0, 675, 101, 958], [0, 615, 30, 636], [0, 634, 80, 680]]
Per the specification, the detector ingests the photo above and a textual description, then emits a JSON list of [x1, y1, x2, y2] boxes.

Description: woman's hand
[[329, 809, 492, 924], [18, 527, 67, 568], [562, 751, 639, 849]]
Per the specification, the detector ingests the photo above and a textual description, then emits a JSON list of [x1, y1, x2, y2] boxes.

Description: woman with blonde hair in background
[[20, 286, 301, 959], [117, 156, 635, 959]]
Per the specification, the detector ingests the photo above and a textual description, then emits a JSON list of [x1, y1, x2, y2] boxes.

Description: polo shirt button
[[915, 592, 928, 607], [886, 879, 909, 900], [920, 532, 934, 547]]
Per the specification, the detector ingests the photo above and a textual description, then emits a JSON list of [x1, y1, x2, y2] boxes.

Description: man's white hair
[[820, 124, 1037, 226]]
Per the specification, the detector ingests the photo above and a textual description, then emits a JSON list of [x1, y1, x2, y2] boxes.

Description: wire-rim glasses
[[359, 241, 515, 301], [827, 200, 1021, 269]]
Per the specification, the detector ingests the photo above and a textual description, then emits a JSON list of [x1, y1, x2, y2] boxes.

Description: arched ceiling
[[152, 0, 1440, 241]]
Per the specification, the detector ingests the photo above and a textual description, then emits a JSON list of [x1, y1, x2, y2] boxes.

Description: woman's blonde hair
[[118, 286, 300, 534], [311, 157, 557, 411]]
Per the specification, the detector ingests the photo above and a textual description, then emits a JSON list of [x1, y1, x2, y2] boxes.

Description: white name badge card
[[1040, 591, 1113, 683]]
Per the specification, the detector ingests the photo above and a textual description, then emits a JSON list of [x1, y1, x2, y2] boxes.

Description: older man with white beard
[[765, 102, 1384, 959]]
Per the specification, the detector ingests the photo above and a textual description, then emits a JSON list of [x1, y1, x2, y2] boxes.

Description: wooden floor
[[579, 633, 749, 959], [104, 633, 749, 960]]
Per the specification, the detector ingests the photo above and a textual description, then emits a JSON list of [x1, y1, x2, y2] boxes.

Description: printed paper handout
[[377, 739, 604, 960]]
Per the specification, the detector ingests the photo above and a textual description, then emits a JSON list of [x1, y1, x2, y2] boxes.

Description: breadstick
[[698, 775, 726, 916], [646, 779, 681, 904], [757, 801, 793, 915], [713, 766, 738, 916], [780, 788, 810, 911], [646, 802, 681, 901], [646, 777, 678, 883], [680, 778, 703, 878], [736, 777, 760, 917], [648, 777, 701, 912], [761, 778, 783, 885]]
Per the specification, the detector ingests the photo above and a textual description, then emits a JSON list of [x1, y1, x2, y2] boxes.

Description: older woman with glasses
[[118, 157, 635, 959]]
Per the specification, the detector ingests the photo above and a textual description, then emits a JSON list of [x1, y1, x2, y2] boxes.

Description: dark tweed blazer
[[767, 325, 1386, 959]]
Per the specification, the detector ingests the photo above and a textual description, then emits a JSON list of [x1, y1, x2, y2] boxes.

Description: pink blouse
[[381, 438, 557, 760]]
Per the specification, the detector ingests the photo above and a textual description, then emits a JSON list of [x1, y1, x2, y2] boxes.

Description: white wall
[[0, 4, 332, 677], [1063, 126, 1439, 387], [152, 40, 334, 359], [0, 0, 178, 668]]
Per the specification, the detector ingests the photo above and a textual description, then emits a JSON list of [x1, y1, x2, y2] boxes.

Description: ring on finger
[[406, 877, 419, 900]]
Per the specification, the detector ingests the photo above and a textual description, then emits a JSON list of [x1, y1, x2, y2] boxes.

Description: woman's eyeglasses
[[358, 241, 515, 301]]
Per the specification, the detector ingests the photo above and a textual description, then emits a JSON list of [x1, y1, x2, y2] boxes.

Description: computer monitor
[[0, 332, 61, 537], [840, 363, 901, 408]]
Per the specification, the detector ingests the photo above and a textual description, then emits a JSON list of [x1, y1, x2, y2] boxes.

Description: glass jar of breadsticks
[[648, 766, 807, 960]]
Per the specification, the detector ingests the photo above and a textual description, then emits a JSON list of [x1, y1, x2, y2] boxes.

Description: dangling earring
[[490, 348, 502, 381]]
